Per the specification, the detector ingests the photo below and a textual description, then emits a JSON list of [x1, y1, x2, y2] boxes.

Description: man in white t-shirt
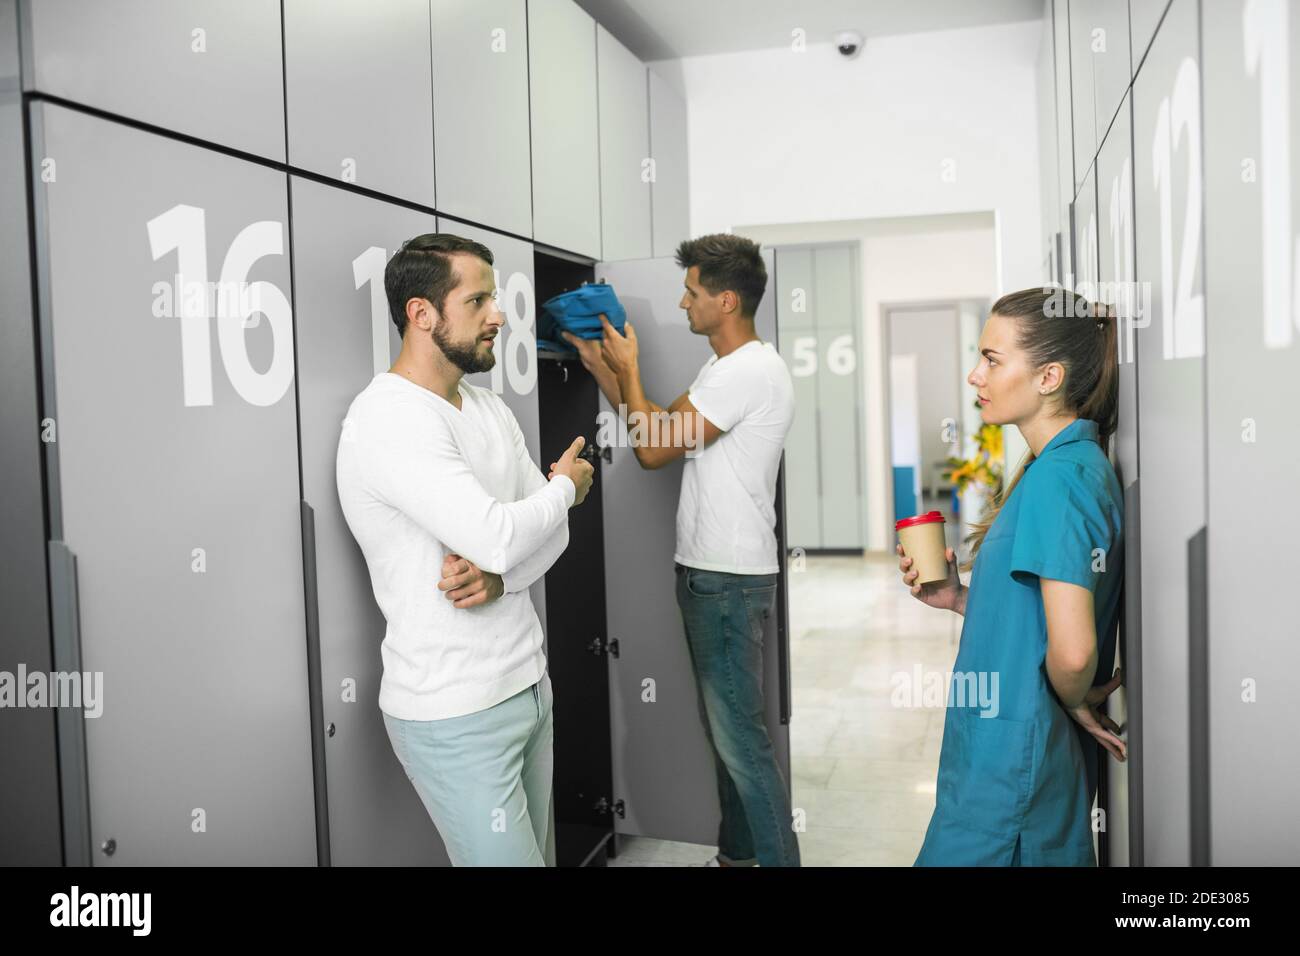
[[336, 233, 593, 866], [561, 233, 799, 867]]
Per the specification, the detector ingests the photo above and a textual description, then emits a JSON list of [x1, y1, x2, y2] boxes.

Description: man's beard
[[432, 317, 495, 374]]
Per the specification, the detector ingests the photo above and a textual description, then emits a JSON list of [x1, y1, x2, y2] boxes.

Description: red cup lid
[[895, 510, 945, 531]]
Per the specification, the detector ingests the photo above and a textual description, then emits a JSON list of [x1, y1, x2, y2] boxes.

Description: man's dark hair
[[384, 233, 494, 337], [674, 233, 767, 319]]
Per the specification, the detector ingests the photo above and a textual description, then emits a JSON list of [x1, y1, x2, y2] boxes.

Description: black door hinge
[[586, 637, 620, 658]]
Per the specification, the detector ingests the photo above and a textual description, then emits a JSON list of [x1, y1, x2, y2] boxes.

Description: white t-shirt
[[335, 373, 574, 721], [674, 340, 795, 574]]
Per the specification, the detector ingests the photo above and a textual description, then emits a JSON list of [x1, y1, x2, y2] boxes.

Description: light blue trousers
[[382, 672, 555, 866]]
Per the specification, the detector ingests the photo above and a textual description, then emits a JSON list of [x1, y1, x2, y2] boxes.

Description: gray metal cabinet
[[1095, 95, 1138, 867], [284, 0, 435, 206], [1037, 6, 1062, 284], [289, 178, 442, 866], [649, 69, 690, 259], [529, 0, 601, 258], [774, 248, 822, 550], [594, 251, 789, 845], [22, 0, 285, 162], [431, 0, 532, 237], [1052, 0, 1076, 236], [773, 244, 864, 551], [1070, 0, 1133, 184], [1098, 94, 1138, 486], [30, 103, 315, 864], [1069, 0, 1099, 190], [1093, 0, 1134, 142], [1202, 0, 1300, 865], [1130, 0, 1206, 866], [1073, 163, 1099, 301], [812, 246, 863, 549], [1130, 0, 1173, 74], [1, 8, 61, 864], [596, 25, 652, 262]]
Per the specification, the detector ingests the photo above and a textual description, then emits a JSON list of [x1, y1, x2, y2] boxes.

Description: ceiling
[[572, 0, 1045, 62]]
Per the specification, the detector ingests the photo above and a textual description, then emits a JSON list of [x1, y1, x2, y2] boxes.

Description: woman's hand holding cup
[[896, 543, 965, 614]]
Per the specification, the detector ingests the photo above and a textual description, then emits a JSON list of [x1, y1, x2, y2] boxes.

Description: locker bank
[[1, 0, 1297, 869]]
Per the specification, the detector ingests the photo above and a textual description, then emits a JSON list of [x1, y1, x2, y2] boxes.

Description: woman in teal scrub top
[[898, 288, 1126, 867]]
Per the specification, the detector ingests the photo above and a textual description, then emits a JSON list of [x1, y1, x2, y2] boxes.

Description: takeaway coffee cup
[[895, 511, 949, 585]]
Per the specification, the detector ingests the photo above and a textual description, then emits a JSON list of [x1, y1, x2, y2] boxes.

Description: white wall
[[653, 18, 1044, 549]]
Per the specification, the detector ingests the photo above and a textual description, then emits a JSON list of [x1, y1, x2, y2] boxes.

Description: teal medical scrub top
[[915, 418, 1124, 867]]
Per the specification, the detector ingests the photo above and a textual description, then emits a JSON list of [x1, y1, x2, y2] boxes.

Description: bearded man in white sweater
[[336, 233, 593, 867]]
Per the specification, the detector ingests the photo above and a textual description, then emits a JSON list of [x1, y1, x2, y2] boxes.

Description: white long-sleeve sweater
[[336, 372, 574, 721]]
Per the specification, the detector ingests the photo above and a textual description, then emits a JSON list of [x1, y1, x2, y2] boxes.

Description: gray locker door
[[1071, 0, 1135, 182], [1202, 0, 1300, 865], [1, 15, 62, 864], [1073, 164, 1100, 302], [1073, 159, 1117, 864], [1131, 0, 1205, 866], [812, 245, 864, 549], [284, 0, 435, 206], [1130, 0, 1173, 73], [648, 70, 689, 259], [432, 0, 532, 238], [596, 25, 652, 262], [595, 252, 791, 844], [1095, 91, 1136, 867], [290, 178, 442, 866], [528, 0, 601, 258], [1100, 95, 1139, 484], [22, 0, 285, 162], [435, 218, 546, 636], [31, 103, 315, 865], [775, 247, 822, 550], [1086, 1, 1135, 145], [1069, 0, 1099, 191], [1052, 0, 1076, 231]]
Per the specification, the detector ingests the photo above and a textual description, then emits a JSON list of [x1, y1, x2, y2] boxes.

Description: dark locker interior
[[534, 249, 617, 867]]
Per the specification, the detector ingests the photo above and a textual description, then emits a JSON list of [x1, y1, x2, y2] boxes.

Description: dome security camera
[[836, 30, 864, 59]]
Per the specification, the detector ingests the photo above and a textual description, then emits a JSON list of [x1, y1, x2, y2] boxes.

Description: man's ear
[[407, 297, 436, 333]]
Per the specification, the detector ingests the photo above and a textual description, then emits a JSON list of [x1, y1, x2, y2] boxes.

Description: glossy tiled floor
[[609, 550, 967, 867]]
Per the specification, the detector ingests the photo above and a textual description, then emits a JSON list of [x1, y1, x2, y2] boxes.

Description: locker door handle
[[299, 501, 332, 866], [1187, 526, 1209, 866], [47, 540, 91, 865]]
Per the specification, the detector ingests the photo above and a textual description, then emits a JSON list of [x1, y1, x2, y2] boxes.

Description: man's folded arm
[[357, 400, 575, 575]]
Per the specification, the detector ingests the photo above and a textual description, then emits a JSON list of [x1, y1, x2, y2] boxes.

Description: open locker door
[[595, 251, 792, 846]]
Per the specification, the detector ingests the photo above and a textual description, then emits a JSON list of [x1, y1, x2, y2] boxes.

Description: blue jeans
[[674, 563, 800, 867], [382, 673, 555, 866]]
